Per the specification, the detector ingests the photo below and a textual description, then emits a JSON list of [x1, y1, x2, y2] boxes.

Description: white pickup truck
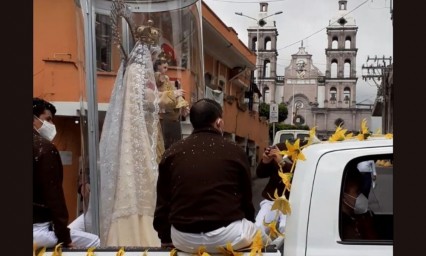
[[42, 138, 393, 256], [284, 137, 393, 256]]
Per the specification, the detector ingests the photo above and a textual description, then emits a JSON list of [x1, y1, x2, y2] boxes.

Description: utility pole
[[362, 55, 393, 133]]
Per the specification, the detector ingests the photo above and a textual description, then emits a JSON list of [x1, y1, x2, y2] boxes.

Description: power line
[[276, 0, 369, 51]]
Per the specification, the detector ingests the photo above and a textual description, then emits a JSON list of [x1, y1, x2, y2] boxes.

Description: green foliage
[[259, 102, 289, 123]]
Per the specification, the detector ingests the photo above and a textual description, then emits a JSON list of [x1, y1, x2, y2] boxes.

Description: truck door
[[306, 146, 393, 256]]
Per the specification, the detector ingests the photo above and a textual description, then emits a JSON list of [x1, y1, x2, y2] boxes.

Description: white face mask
[[35, 116, 57, 141], [344, 193, 369, 215]]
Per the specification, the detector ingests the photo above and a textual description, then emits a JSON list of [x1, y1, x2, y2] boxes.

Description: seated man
[[33, 98, 100, 248], [154, 98, 265, 253], [341, 165, 378, 240]]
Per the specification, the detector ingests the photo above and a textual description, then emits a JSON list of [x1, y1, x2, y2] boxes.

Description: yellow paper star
[[329, 126, 347, 142], [170, 248, 178, 256], [217, 243, 243, 256], [36, 247, 46, 256], [357, 119, 371, 140], [385, 133, 393, 139], [270, 189, 292, 215], [197, 246, 211, 256], [361, 118, 369, 134], [86, 247, 96, 256], [116, 247, 125, 256], [280, 139, 306, 162], [249, 230, 263, 256], [263, 219, 285, 240], [52, 243, 63, 256], [278, 171, 292, 190]]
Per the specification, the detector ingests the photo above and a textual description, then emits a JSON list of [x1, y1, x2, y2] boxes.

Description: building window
[[332, 37, 338, 49], [340, 156, 393, 242], [331, 60, 338, 78], [263, 59, 271, 77], [265, 37, 271, 50], [95, 13, 112, 72], [252, 37, 258, 52], [345, 36, 351, 49], [330, 87, 337, 103], [344, 60, 351, 78], [344, 87, 351, 103]]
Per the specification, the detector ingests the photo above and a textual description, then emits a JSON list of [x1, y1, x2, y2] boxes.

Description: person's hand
[[372, 175, 377, 181], [173, 89, 185, 98], [269, 146, 283, 164], [262, 146, 274, 164], [181, 106, 190, 117]]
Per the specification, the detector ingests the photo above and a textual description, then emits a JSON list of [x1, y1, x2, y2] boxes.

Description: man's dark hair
[[190, 98, 223, 129], [33, 97, 57, 118]]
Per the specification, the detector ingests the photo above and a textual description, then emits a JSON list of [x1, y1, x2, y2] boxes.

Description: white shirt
[[357, 160, 377, 176]]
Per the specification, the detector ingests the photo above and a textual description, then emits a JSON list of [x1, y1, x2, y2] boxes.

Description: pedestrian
[[357, 160, 377, 197], [153, 98, 265, 253], [254, 141, 294, 248], [33, 98, 100, 249]]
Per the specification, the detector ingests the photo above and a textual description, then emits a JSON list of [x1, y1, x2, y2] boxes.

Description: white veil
[[98, 40, 162, 245]]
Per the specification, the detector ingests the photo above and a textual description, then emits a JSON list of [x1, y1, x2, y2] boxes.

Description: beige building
[[280, 0, 373, 138]]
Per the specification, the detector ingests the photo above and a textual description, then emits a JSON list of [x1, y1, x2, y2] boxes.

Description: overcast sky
[[203, 0, 393, 103]]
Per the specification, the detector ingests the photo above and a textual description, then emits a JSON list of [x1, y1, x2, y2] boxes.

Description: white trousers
[[255, 199, 286, 234], [171, 218, 265, 253], [33, 222, 100, 249]]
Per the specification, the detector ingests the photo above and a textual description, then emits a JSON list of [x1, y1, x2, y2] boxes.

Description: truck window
[[279, 134, 294, 143], [296, 133, 309, 141], [339, 155, 393, 242]]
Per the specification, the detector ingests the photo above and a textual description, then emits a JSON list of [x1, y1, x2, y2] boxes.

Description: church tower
[[324, 0, 358, 108], [247, 2, 280, 103]]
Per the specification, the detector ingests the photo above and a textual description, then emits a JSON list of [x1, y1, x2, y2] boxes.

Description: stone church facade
[[250, 0, 372, 139]]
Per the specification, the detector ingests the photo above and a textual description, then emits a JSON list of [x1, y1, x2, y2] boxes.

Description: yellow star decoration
[[263, 219, 285, 240], [385, 133, 393, 139], [356, 118, 371, 141], [35, 245, 46, 256], [197, 246, 211, 256], [249, 230, 263, 256], [329, 125, 348, 142], [278, 170, 292, 191], [52, 243, 63, 256], [303, 126, 317, 147], [116, 247, 125, 256], [170, 248, 178, 256], [270, 189, 291, 215], [217, 243, 243, 256], [86, 247, 96, 256], [280, 139, 306, 163]]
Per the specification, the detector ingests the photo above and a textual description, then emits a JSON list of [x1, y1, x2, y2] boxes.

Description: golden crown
[[157, 50, 173, 63], [135, 20, 161, 46]]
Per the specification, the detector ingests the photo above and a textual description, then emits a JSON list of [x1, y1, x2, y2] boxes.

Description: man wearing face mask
[[154, 98, 265, 253], [341, 166, 377, 240], [33, 98, 100, 249]]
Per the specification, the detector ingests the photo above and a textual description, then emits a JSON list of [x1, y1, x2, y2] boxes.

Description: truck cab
[[273, 130, 310, 145], [284, 138, 393, 256]]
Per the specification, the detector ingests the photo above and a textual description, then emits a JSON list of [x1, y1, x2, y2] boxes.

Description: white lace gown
[[99, 42, 163, 247]]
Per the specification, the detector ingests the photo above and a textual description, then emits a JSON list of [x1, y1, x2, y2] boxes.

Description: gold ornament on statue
[[157, 50, 173, 64], [135, 20, 161, 46]]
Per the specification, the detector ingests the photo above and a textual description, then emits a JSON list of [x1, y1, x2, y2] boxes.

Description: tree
[[259, 102, 288, 123]]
